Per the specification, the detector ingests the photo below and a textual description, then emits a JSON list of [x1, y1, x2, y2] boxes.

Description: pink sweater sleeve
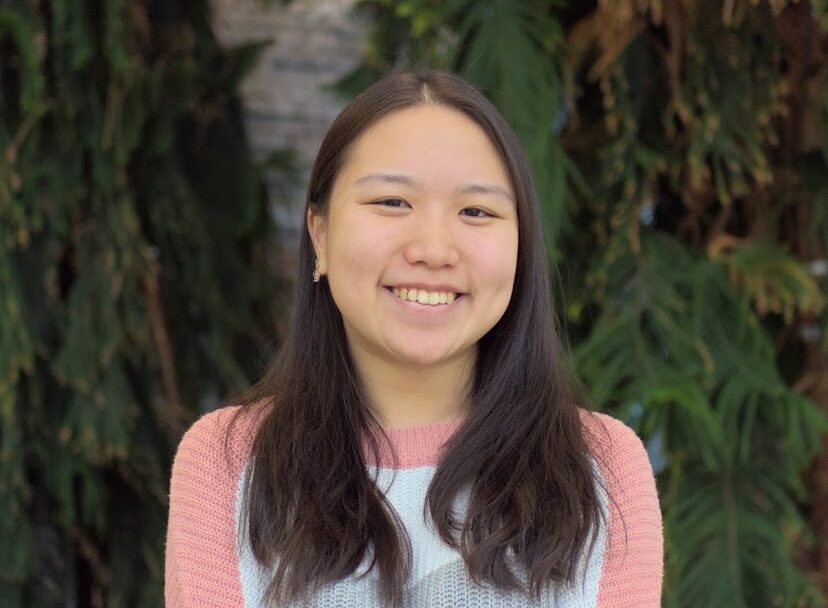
[[582, 411, 664, 607], [165, 405, 255, 607]]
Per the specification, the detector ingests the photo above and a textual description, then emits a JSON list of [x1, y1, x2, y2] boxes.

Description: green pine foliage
[[338, 0, 828, 606], [0, 0, 288, 605]]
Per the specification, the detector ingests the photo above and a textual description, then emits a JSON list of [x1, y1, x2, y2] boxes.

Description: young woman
[[164, 69, 663, 607]]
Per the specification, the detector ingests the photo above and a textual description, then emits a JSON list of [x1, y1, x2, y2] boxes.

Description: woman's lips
[[383, 286, 464, 314]]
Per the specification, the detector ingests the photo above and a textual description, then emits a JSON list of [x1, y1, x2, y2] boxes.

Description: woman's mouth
[[385, 286, 463, 307]]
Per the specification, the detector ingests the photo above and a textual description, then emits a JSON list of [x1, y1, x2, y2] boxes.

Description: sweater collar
[[362, 416, 465, 469]]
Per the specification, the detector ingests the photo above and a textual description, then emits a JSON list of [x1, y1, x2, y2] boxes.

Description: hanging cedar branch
[[0, 0, 290, 605]]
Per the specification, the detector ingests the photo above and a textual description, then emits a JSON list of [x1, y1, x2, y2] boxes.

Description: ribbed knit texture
[[165, 406, 663, 607]]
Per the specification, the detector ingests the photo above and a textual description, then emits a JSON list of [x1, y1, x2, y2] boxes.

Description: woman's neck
[[349, 346, 475, 429]]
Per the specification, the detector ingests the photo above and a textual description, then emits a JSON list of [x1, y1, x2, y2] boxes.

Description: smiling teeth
[[393, 288, 456, 305]]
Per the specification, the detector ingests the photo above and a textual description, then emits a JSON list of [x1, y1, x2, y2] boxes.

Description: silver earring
[[313, 258, 321, 283]]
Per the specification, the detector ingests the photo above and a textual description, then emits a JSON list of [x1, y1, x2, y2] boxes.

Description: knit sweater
[[164, 405, 663, 607]]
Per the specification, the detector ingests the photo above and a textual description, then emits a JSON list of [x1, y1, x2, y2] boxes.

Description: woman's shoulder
[[165, 401, 270, 607], [576, 408, 664, 603], [172, 400, 270, 482], [576, 407, 655, 482]]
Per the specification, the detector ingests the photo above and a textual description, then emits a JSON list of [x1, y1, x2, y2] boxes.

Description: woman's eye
[[461, 207, 492, 218], [374, 198, 409, 208]]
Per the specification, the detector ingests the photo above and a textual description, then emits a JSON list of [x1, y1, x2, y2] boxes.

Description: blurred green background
[[1, 0, 827, 606]]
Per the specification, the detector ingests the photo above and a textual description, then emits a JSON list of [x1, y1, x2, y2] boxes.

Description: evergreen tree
[[337, 0, 828, 606], [0, 0, 290, 605]]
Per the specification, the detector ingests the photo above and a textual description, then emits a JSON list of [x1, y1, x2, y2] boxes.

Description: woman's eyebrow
[[353, 172, 514, 203]]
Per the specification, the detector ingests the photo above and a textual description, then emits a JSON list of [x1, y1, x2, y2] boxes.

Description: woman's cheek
[[471, 233, 518, 289]]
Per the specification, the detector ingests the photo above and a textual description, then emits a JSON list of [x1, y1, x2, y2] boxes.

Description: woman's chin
[[386, 343, 464, 369]]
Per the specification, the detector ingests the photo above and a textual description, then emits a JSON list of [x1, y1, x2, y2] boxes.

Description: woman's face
[[309, 104, 518, 370]]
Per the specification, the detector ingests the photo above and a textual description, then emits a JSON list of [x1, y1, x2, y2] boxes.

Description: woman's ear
[[307, 207, 328, 276]]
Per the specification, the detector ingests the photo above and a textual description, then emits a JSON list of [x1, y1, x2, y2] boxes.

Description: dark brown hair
[[225, 68, 615, 607]]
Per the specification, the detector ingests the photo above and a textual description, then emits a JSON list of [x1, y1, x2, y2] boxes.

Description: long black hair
[[226, 68, 613, 607]]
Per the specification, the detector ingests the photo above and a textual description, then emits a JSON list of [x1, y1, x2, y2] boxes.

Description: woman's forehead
[[336, 105, 514, 198]]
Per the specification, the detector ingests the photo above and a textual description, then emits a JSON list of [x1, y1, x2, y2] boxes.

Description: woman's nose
[[402, 211, 460, 269]]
